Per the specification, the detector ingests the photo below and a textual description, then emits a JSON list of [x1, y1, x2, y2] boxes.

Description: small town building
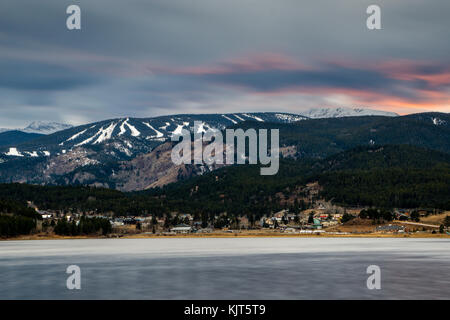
[[170, 224, 192, 233]]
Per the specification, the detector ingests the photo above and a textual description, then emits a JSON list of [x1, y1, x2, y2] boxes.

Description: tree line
[[0, 198, 41, 237], [54, 216, 112, 236]]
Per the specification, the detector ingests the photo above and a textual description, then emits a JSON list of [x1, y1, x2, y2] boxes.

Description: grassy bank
[[3, 230, 450, 241]]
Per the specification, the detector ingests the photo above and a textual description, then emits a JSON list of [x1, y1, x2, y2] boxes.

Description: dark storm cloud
[[200, 66, 405, 93], [173, 60, 449, 103], [0, 59, 98, 91]]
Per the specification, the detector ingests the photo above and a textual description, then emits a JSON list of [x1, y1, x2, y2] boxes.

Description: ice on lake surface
[[1, 238, 449, 299]]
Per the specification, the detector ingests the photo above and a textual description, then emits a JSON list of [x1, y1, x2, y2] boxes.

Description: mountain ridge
[[0, 112, 307, 159], [300, 107, 399, 119], [0, 112, 448, 190], [0, 131, 44, 148]]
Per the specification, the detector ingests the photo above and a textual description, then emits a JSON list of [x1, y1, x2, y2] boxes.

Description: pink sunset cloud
[[154, 54, 449, 114]]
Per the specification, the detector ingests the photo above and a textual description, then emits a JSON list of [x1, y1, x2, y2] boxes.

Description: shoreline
[[2, 231, 449, 241]]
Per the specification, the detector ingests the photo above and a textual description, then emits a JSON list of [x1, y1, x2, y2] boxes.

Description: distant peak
[[300, 107, 398, 119], [22, 121, 73, 134]]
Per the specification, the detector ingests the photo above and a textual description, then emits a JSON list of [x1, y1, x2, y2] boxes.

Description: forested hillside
[[233, 112, 450, 158], [1, 144, 449, 219], [0, 131, 43, 147]]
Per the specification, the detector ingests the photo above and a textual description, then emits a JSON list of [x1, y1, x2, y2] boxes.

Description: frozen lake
[[1, 238, 449, 299]]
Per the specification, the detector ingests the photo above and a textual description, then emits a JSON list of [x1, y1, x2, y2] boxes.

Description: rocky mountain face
[[49, 142, 223, 191]]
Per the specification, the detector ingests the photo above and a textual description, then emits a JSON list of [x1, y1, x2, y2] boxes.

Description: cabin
[[170, 224, 192, 233]]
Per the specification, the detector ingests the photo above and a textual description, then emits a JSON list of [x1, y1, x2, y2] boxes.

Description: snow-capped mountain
[[0, 112, 307, 159], [0, 112, 308, 188], [21, 121, 73, 134], [300, 107, 398, 119], [0, 121, 73, 135]]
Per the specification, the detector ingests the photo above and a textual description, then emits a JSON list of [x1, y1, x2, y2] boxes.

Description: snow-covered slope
[[0, 112, 306, 159], [300, 107, 398, 119]]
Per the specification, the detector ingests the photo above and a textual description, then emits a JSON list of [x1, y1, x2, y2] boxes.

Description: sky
[[0, 0, 449, 128]]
